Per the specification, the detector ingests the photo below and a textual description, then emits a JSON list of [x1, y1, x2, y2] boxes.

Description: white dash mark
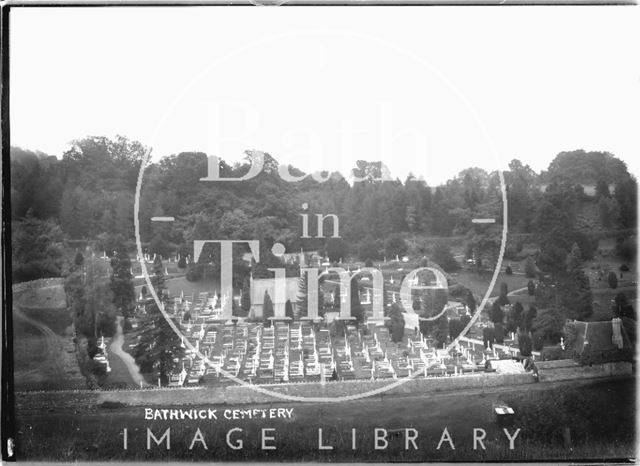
[[472, 218, 496, 224], [151, 217, 175, 222]]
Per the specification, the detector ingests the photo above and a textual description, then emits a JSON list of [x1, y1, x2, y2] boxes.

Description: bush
[[186, 264, 203, 282], [524, 256, 537, 278], [527, 280, 536, 296], [326, 238, 348, 263], [505, 265, 513, 275], [482, 327, 495, 348], [619, 264, 630, 272], [532, 331, 544, 352], [494, 322, 505, 344], [177, 256, 187, 269], [431, 243, 460, 272], [358, 238, 381, 262], [518, 332, 532, 357], [563, 321, 577, 350], [384, 234, 407, 259], [608, 271, 618, 289]]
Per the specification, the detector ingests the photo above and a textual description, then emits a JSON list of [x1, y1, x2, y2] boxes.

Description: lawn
[[450, 270, 531, 302], [13, 378, 635, 462], [134, 276, 220, 299]]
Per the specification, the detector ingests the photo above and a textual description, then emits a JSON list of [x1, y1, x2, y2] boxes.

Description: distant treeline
[[9, 137, 637, 283]]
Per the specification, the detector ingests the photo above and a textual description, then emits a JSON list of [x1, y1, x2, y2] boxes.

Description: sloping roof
[[251, 277, 300, 305], [573, 320, 632, 357]]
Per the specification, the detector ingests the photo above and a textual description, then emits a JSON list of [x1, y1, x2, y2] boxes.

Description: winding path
[[108, 317, 149, 387], [14, 308, 66, 375]]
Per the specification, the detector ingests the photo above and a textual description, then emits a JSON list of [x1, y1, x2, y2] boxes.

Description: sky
[[10, 6, 640, 185]]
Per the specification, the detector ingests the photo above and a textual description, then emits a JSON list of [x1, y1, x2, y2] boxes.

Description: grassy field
[[135, 276, 220, 299], [13, 378, 635, 462], [450, 270, 531, 302], [13, 306, 84, 391]]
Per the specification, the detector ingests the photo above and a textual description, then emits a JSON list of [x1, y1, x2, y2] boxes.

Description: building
[[572, 318, 633, 364]]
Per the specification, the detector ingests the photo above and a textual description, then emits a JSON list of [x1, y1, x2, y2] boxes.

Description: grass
[[14, 378, 635, 462], [135, 276, 220, 299], [450, 270, 531, 301], [16, 306, 73, 336]]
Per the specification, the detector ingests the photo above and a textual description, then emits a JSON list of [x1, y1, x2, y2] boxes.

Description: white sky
[[10, 6, 640, 185]]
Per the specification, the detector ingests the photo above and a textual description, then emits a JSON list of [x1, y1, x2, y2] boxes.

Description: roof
[[573, 319, 633, 361]]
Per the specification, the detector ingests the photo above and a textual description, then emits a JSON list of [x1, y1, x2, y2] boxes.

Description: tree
[[608, 271, 618, 289], [465, 289, 477, 313], [110, 244, 135, 318], [384, 234, 407, 259], [518, 332, 532, 357], [152, 255, 165, 297], [513, 301, 524, 330], [74, 251, 84, 267], [434, 315, 449, 348], [263, 291, 274, 325], [285, 300, 294, 320], [150, 234, 171, 259], [134, 253, 184, 385], [11, 216, 67, 282], [326, 238, 348, 263], [532, 308, 563, 344], [482, 327, 495, 349], [527, 280, 536, 296], [560, 243, 593, 320], [524, 256, 536, 278], [494, 322, 505, 344], [489, 300, 504, 324], [350, 279, 365, 324], [522, 305, 537, 332], [297, 272, 325, 319], [358, 237, 380, 262], [431, 243, 460, 272], [612, 293, 635, 319], [505, 265, 513, 275], [388, 304, 405, 343], [498, 282, 509, 305], [448, 318, 464, 340], [595, 178, 610, 199], [177, 256, 187, 269], [240, 277, 251, 316]]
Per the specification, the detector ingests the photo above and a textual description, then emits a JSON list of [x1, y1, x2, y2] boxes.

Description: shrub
[[494, 322, 505, 344], [563, 321, 577, 350], [74, 252, 84, 266], [177, 256, 187, 269], [532, 331, 544, 352], [518, 332, 532, 357], [482, 327, 495, 348], [608, 271, 618, 289], [186, 264, 203, 282], [524, 256, 537, 278], [384, 234, 407, 259], [527, 280, 536, 296], [505, 265, 513, 275], [431, 243, 460, 272]]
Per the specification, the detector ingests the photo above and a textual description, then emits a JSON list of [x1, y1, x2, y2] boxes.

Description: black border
[[0, 1, 637, 464], [1, 0, 16, 462]]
